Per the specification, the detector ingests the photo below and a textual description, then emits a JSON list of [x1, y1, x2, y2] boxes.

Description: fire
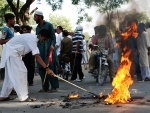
[[104, 21, 138, 104], [68, 93, 79, 99]]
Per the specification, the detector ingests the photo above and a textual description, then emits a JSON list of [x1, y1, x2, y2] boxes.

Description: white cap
[[14, 24, 19, 27], [34, 11, 43, 16], [75, 25, 83, 31]]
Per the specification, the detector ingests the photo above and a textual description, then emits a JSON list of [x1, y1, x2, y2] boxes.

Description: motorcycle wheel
[[98, 66, 108, 86]]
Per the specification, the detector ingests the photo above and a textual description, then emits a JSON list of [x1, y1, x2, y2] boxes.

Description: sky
[[26, 0, 97, 36]]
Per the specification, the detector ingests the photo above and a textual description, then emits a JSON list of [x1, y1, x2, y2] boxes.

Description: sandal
[[48, 89, 58, 93], [0, 97, 15, 101], [21, 97, 36, 102]]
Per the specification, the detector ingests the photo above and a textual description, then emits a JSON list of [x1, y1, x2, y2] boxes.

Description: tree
[[0, 0, 24, 26], [49, 14, 73, 31], [83, 32, 90, 41]]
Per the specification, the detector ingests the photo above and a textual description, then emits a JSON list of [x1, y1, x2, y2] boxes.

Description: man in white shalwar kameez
[[0, 29, 55, 102], [137, 23, 150, 81]]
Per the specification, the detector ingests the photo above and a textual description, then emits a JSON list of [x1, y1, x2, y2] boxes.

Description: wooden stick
[[54, 74, 98, 96]]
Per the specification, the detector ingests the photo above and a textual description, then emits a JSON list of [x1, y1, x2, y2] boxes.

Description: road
[[0, 67, 150, 113]]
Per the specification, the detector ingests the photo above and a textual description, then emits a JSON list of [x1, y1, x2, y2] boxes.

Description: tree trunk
[[107, 11, 113, 38]]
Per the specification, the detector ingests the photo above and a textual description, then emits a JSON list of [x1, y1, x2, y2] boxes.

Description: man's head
[[62, 30, 68, 37], [34, 11, 44, 24], [38, 29, 50, 41], [94, 26, 99, 35], [14, 24, 20, 32], [99, 25, 107, 37], [4, 13, 15, 27], [137, 23, 145, 34], [21, 25, 32, 33], [56, 26, 63, 34], [75, 25, 83, 32]]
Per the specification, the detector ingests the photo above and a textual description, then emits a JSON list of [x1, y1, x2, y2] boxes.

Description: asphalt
[[1, 67, 150, 113]]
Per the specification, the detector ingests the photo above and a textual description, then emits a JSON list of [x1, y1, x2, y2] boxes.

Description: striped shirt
[[72, 31, 83, 53]]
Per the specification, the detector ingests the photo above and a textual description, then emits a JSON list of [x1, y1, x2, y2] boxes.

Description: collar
[[37, 20, 46, 27]]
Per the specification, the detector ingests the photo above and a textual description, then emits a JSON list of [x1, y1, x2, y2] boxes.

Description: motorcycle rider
[[88, 25, 115, 82]]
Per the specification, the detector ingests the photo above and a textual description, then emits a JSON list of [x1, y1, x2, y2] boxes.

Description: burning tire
[[97, 65, 108, 86]]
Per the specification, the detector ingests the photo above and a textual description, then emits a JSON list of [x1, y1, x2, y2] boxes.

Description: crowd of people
[[0, 10, 150, 102]]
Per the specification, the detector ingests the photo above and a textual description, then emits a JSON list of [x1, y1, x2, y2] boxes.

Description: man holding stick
[[0, 29, 54, 102]]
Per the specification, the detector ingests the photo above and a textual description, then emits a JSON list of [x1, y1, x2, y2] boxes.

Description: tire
[[98, 65, 108, 86], [96, 58, 101, 82]]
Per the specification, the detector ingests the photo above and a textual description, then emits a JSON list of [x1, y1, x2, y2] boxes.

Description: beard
[[36, 19, 40, 24]]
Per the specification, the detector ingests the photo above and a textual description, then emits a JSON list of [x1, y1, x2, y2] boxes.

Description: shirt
[[60, 36, 72, 56], [72, 31, 83, 53], [56, 32, 63, 55], [1, 26, 14, 39], [36, 21, 56, 46], [6, 33, 39, 55], [0, 33, 39, 68]]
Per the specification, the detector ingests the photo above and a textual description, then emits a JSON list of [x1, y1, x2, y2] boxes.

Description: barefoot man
[[0, 29, 55, 102]]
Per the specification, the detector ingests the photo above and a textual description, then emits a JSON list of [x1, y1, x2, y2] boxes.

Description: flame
[[104, 21, 138, 104], [68, 93, 79, 99]]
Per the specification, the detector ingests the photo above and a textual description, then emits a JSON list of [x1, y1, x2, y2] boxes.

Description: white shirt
[[56, 32, 63, 55], [82, 39, 86, 51], [14, 32, 20, 36], [0, 33, 39, 68]]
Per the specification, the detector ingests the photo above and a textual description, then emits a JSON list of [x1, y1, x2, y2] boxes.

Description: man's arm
[[48, 23, 56, 50], [0, 39, 10, 45], [35, 54, 55, 75]]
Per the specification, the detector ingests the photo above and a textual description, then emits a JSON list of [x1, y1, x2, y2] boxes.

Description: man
[[0, 13, 15, 44], [14, 24, 20, 36], [58, 30, 72, 76], [55, 26, 63, 55], [120, 20, 142, 81], [22, 25, 35, 86], [71, 25, 84, 82], [0, 29, 55, 102], [59, 30, 72, 59], [137, 23, 150, 81], [34, 11, 59, 93], [88, 25, 114, 82]]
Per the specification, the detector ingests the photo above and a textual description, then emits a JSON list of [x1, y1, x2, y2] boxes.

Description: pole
[[54, 74, 98, 96]]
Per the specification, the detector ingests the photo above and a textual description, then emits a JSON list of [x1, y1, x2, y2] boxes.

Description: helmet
[[75, 25, 83, 31]]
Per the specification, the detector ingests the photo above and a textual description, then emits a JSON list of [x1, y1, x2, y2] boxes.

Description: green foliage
[[0, 0, 24, 26], [37, 0, 63, 11], [120, 12, 149, 31], [49, 14, 73, 31], [83, 32, 90, 40]]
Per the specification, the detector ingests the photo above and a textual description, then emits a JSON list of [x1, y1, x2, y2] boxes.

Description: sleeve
[[1, 28, 7, 39], [26, 36, 40, 55], [145, 32, 150, 48], [60, 40, 63, 54], [56, 34, 61, 46], [48, 23, 56, 46]]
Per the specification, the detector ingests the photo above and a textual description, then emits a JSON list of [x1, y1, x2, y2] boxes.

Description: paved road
[[0, 67, 150, 113]]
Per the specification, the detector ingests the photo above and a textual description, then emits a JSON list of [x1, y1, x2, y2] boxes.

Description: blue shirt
[[1, 26, 14, 39], [72, 31, 83, 53]]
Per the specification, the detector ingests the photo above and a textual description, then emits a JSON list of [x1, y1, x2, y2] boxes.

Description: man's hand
[[46, 68, 55, 76], [50, 45, 54, 51]]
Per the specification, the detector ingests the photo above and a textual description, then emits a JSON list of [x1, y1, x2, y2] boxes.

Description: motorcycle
[[91, 45, 109, 86]]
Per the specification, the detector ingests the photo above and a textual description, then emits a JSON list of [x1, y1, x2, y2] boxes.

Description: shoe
[[48, 89, 58, 93], [88, 69, 94, 73], [144, 77, 150, 81], [21, 97, 36, 102], [138, 79, 144, 82]]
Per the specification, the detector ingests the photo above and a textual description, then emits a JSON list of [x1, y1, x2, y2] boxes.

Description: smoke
[[95, 0, 150, 29]]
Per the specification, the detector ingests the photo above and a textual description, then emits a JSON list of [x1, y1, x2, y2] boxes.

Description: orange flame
[[68, 93, 79, 99], [104, 22, 138, 104]]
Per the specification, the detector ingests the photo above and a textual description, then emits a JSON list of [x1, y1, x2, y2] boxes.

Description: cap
[[34, 11, 43, 16], [14, 24, 19, 27], [75, 25, 83, 31]]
